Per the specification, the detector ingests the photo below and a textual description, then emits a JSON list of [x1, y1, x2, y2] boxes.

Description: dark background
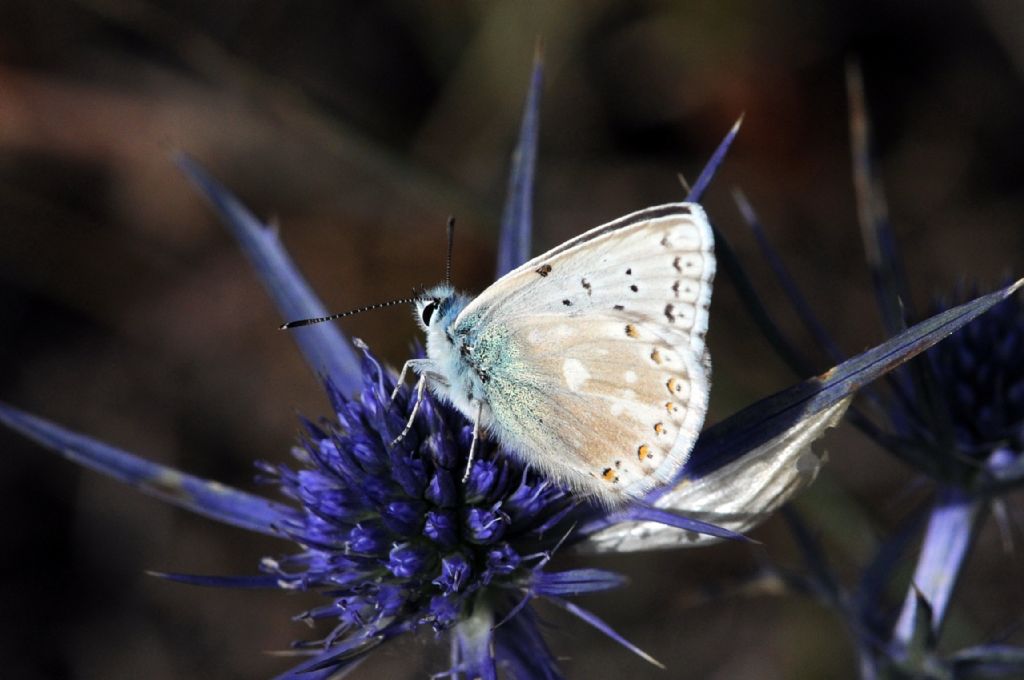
[[2, 2, 1023, 678]]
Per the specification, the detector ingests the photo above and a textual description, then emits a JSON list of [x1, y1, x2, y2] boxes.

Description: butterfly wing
[[460, 203, 713, 354], [453, 203, 714, 501], [474, 311, 710, 502]]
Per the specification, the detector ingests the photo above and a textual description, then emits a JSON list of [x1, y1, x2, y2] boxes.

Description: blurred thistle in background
[[2, 2, 1024, 679], [729, 65, 1024, 678]]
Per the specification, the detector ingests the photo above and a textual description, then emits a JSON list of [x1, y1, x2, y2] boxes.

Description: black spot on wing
[[536, 264, 552, 277]]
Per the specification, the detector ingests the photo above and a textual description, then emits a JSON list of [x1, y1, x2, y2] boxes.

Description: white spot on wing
[[624, 370, 637, 384], [562, 358, 590, 391], [674, 229, 700, 248]]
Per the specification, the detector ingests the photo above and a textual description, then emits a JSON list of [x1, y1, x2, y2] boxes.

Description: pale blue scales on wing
[[398, 203, 715, 504]]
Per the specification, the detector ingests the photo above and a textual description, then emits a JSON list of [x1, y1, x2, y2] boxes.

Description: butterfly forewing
[[454, 203, 714, 501], [461, 204, 712, 350]]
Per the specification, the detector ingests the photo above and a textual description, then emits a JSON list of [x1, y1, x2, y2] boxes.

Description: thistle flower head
[[923, 289, 1024, 464], [857, 279, 1024, 493], [258, 347, 599, 675]]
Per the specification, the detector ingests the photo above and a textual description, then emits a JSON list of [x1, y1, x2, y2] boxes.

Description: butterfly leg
[[390, 373, 427, 447], [461, 401, 484, 483], [390, 359, 432, 402]]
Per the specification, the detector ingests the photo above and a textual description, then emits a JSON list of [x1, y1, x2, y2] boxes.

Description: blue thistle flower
[[729, 63, 1024, 678], [839, 67, 1024, 497], [1, 53, 1017, 679], [899, 288, 1024, 483], [844, 70, 1023, 665], [252, 350, 610, 676]]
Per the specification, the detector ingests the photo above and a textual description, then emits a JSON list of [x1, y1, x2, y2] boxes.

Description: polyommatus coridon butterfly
[[287, 203, 714, 504]]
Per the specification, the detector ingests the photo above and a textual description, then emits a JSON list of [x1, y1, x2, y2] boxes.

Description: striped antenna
[[445, 216, 455, 285], [279, 297, 416, 330]]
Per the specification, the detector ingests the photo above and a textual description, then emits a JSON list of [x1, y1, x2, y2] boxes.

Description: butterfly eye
[[421, 300, 438, 327]]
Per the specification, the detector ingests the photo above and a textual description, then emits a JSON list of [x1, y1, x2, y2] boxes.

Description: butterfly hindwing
[[451, 203, 714, 502], [472, 312, 709, 502]]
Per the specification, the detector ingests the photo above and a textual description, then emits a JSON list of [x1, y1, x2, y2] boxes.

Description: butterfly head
[[414, 284, 468, 333]]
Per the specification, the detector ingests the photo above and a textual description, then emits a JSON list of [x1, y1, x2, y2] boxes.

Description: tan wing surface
[[477, 312, 709, 502]]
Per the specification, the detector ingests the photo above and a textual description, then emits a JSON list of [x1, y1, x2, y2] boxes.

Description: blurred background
[[1, 2, 1023, 678]]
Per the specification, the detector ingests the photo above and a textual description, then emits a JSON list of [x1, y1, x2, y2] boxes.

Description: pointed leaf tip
[[732, 187, 755, 222], [495, 58, 543, 278], [731, 112, 745, 133], [176, 154, 363, 392], [686, 116, 743, 203], [699, 278, 1024, 471], [147, 570, 283, 589], [548, 598, 665, 669]]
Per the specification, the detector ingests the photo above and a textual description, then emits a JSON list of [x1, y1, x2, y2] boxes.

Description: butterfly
[[286, 203, 714, 504], [391, 202, 715, 504]]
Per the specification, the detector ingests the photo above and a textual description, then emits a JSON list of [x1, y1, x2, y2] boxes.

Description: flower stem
[[893, 485, 983, 646]]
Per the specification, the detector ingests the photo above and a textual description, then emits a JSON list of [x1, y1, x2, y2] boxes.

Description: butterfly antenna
[[279, 297, 416, 330], [445, 215, 456, 285]]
